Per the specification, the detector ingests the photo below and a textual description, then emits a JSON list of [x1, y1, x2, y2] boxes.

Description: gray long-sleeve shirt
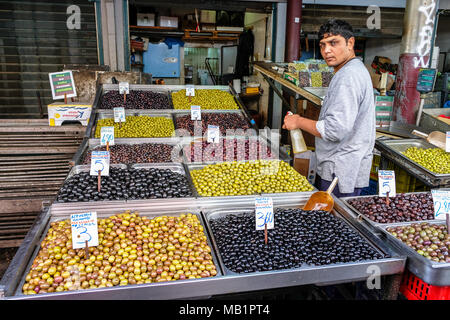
[[315, 58, 375, 194]]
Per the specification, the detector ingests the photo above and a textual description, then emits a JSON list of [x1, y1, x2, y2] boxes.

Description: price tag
[[186, 85, 195, 97], [113, 107, 126, 123], [255, 197, 274, 230], [431, 189, 450, 220], [378, 170, 396, 197], [191, 105, 201, 121], [119, 82, 129, 94], [100, 126, 114, 146], [207, 125, 220, 143], [71, 212, 99, 249], [90, 150, 110, 176], [446, 131, 450, 153]]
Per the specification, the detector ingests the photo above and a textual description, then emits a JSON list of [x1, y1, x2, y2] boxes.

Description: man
[[283, 19, 375, 197]]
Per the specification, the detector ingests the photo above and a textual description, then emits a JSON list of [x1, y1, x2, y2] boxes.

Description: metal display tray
[[97, 87, 174, 113], [90, 111, 176, 139], [375, 138, 450, 187], [376, 220, 450, 286], [202, 204, 388, 276], [179, 136, 291, 165], [186, 161, 316, 198], [0, 202, 223, 299], [168, 86, 242, 111], [340, 192, 435, 231], [0, 197, 406, 300], [173, 110, 257, 140], [73, 138, 184, 166]]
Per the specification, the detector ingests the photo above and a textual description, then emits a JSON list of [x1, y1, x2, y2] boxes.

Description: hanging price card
[[255, 197, 274, 230], [113, 107, 126, 123], [207, 125, 220, 143], [431, 189, 450, 220], [71, 212, 99, 249], [186, 85, 195, 96], [90, 150, 110, 176], [100, 126, 115, 146], [119, 82, 129, 94], [446, 131, 450, 153], [191, 105, 201, 121], [378, 170, 396, 197]]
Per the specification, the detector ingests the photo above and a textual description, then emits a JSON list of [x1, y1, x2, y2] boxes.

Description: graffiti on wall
[[413, 0, 436, 68]]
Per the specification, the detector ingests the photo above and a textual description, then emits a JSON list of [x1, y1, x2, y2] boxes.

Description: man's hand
[[282, 113, 301, 130]]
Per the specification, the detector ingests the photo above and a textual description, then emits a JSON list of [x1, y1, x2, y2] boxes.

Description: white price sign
[[186, 85, 195, 97], [207, 125, 220, 143], [71, 212, 99, 249], [446, 131, 450, 153], [191, 105, 201, 121], [90, 150, 110, 176], [431, 189, 450, 220], [378, 170, 396, 197], [100, 126, 114, 146], [119, 82, 129, 94], [255, 197, 274, 230], [114, 107, 126, 123]]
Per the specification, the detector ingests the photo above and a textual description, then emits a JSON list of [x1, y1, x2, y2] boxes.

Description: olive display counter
[[340, 192, 450, 286], [375, 138, 450, 188], [0, 195, 406, 300]]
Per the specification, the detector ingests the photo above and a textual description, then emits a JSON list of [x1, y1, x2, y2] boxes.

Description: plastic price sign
[[207, 125, 220, 143], [191, 105, 201, 121], [446, 131, 450, 153], [119, 82, 130, 95], [90, 151, 110, 176], [378, 170, 396, 197], [431, 189, 450, 220], [71, 212, 99, 250], [100, 126, 114, 146], [114, 107, 126, 123], [48, 70, 77, 100], [255, 197, 274, 230]]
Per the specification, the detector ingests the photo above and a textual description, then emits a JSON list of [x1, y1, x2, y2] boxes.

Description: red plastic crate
[[400, 270, 450, 300]]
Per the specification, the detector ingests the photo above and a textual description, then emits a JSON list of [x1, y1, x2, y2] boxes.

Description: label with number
[[100, 126, 115, 146], [207, 125, 220, 143], [191, 105, 201, 121], [255, 197, 274, 230], [114, 107, 126, 123], [446, 131, 450, 153], [71, 212, 99, 249], [431, 189, 450, 220], [119, 82, 129, 94], [186, 85, 195, 97], [378, 170, 396, 197], [90, 150, 110, 176]]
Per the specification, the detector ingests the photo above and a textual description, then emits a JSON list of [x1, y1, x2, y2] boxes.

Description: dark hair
[[318, 19, 354, 41]]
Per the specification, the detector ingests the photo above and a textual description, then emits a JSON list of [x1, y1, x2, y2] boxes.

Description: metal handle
[[411, 129, 428, 139]]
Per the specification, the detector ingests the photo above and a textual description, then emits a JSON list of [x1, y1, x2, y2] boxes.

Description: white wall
[[364, 38, 401, 65]]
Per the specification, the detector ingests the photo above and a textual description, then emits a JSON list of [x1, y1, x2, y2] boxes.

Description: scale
[[415, 68, 437, 126]]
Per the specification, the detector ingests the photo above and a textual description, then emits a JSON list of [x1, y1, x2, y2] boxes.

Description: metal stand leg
[[383, 273, 403, 300]]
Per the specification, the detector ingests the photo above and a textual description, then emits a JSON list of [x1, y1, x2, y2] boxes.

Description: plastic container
[[286, 111, 307, 154], [400, 269, 450, 300]]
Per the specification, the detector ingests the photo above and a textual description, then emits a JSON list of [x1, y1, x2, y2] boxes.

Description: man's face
[[319, 33, 355, 68]]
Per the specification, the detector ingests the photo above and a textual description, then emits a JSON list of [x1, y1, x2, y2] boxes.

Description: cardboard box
[[293, 150, 317, 185], [137, 13, 155, 27], [200, 10, 216, 23], [47, 103, 92, 126], [158, 16, 178, 28], [366, 66, 395, 90]]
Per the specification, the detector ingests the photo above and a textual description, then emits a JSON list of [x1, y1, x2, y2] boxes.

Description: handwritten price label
[[100, 126, 114, 146], [207, 125, 220, 143], [191, 105, 201, 121], [431, 189, 450, 220], [186, 85, 195, 97], [71, 212, 99, 249], [446, 131, 449, 153], [90, 150, 110, 176], [378, 170, 396, 197], [119, 82, 129, 95], [255, 197, 274, 230], [113, 107, 126, 123]]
